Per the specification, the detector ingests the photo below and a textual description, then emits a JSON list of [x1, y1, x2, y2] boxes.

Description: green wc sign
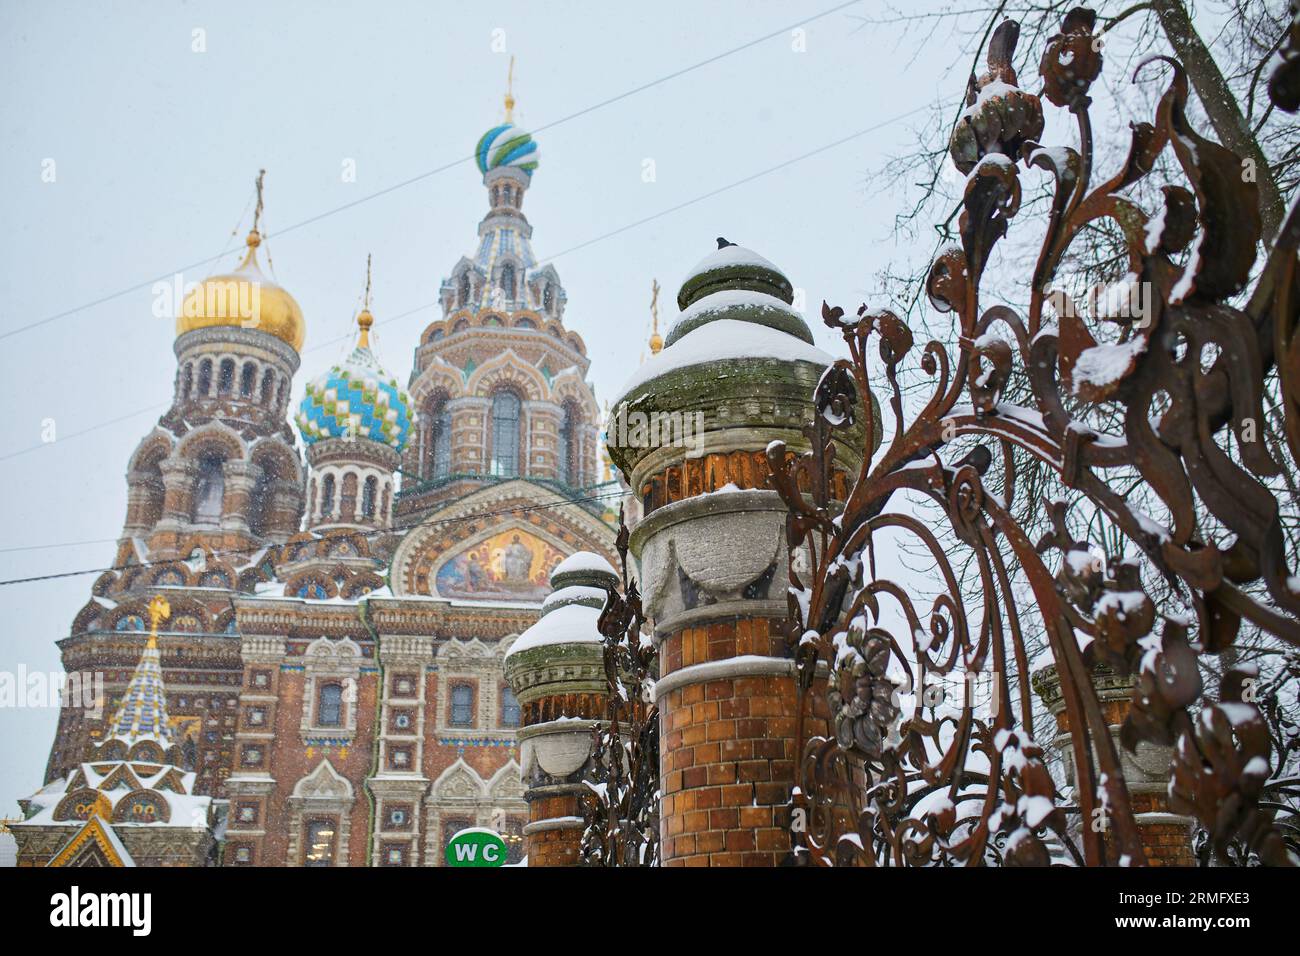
[[444, 827, 510, 867]]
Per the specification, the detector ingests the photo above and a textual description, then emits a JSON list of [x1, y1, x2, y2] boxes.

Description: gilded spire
[[648, 278, 663, 355], [357, 254, 374, 349], [240, 168, 267, 266], [177, 168, 307, 352], [107, 595, 175, 747], [504, 55, 516, 122]]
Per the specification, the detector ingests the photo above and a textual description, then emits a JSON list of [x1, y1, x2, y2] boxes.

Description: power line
[[0, 0, 864, 344], [539, 102, 930, 261], [0, 487, 627, 588], [0, 104, 925, 467], [0, 537, 120, 555]]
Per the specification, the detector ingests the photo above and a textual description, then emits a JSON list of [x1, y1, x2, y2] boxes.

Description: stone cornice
[[654, 655, 796, 702], [175, 326, 300, 372]]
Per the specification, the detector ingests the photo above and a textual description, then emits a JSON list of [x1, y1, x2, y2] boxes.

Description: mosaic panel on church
[[433, 528, 563, 602]]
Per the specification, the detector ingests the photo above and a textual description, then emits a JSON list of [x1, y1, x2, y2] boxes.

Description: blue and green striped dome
[[475, 123, 539, 176], [296, 341, 412, 452]]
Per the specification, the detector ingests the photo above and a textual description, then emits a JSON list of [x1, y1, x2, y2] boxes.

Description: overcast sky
[[0, 1, 979, 814]]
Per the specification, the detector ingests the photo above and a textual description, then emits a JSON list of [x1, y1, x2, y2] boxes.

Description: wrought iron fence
[[769, 8, 1300, 866], [581, 512, 660, 866]]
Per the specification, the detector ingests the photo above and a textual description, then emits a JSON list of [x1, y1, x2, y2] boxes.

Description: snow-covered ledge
[[653, 655, 796, 703]]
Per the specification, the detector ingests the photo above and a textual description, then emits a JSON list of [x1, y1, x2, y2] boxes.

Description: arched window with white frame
[[490, 391, 521, 478]]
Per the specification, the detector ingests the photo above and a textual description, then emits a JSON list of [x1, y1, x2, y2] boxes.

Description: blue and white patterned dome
[[475, 123, 539, 177], [296, 312, 412, 452]]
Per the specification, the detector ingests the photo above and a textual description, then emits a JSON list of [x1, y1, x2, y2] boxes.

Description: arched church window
[[248, 459, 277, 538], [218, 359, 235, 396], [504, 818, 525, 864], [276, 379, 287, 410], [457, 273, 470, 308], [361, 476, 377, 518], [499, 262, 515, 302], [193, 455, 225, 525], [240, 361, 256, 397], [543, 283, 554, 313], [321, 474, 336, 517], [260, 369, 274, 405], [491, 185, 500, 206], [304, 819, 336, 867], [317, 683, 344, 727], [428, 398, 452, 480], [180, 363, 193, 399], [559, 403, 578, 486], [197, 359, 212, 396], [341, 473, 358, 518], [450, 684, 473, 727], [490, 391, 521, 477], [501, 686, 520, 727]]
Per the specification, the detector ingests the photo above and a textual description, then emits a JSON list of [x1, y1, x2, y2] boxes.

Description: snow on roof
[[19, 763, 213, 829], [666, 288, 801, 341], [46, 817, 137, 867], [615, 318, 833, 403], [550, 551, 616, 581], [683, 244, 784, 284], [542, 584, 608, 611], [505, 602, 603, 658]]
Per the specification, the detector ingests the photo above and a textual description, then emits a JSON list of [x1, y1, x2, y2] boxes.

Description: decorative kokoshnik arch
[[388, 480, 618, 599]]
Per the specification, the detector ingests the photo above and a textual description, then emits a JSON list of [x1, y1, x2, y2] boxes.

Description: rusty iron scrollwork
[[581, 511, 661, 866], [770, 9, 1300, 866]]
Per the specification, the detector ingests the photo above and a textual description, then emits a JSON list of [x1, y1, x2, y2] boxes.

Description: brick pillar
[[1033, 662, 1195, 865], [122, 469, 164, 536], [220, 459, 258, 532], [504, 554, 617, 866], [157, 458, 197, 528], [449, 396, 487, 475], [606, 241, 871, 866], [656, 618, 801, 864]]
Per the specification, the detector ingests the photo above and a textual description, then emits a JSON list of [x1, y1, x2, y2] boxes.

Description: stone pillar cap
[[549, 551, 617, 591]]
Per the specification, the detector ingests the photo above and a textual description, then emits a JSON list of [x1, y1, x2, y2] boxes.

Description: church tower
[[43, 176, 307, 795], [296, 263, 412, 533], [127, 173, 307, 556], [12, 596, 218, 867], [399, 68, 602, 525]]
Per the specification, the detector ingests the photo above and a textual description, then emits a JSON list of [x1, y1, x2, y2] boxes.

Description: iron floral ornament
[[770, 10, 1300, 866]]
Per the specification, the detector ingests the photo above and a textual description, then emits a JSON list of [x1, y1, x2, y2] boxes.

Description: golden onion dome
[[177, 230, 305, 351]]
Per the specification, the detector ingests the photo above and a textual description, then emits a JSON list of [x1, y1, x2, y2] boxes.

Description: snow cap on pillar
[[666, 237, 811, 347], [504, 551, 616, 661]]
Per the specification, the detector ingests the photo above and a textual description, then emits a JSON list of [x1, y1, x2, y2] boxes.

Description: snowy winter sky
[[0, 0, 989, 813]]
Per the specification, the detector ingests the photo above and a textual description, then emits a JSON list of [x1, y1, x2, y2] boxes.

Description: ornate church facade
[[13, 90, 620, 867]]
